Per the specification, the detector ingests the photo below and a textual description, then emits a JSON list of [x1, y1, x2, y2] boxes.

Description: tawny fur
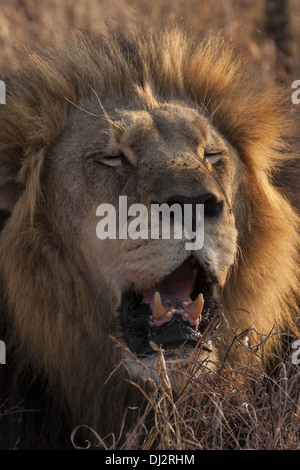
[[0, 27, 299, 447]]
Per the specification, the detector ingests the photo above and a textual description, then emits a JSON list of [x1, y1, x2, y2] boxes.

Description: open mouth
[[121, 256, 221, 356]]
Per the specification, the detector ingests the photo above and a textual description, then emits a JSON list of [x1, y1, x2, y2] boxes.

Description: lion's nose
[[150, 192, 224, 233], [166, 193, 224, 219]]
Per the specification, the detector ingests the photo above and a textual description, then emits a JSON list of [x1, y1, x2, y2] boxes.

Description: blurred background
[[0, 0, 299, 84]]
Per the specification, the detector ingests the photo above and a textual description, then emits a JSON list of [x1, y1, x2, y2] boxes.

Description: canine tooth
[[187, 293, 204, 320], [153, 292, 165, 320]]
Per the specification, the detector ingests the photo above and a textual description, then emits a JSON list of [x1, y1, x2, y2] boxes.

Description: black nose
[[150, 193, 224, 231], [166, 193, 223, 217]]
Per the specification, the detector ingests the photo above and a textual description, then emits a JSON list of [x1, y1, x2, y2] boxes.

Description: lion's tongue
[[141, 260, 202, 328], [142, 259, 195, 303]]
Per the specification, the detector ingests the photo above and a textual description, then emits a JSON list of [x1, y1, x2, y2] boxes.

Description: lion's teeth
[[187, 293, 204, 320], [152, 291, 165, 320], [165, 310, 173, 319]]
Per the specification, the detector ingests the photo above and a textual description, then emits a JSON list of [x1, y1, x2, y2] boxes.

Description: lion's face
[[49, 94, 240, 379]]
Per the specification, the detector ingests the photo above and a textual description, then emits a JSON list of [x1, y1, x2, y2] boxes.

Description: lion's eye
[[204, 152, 222, 165], [95, 153, 129, 167]]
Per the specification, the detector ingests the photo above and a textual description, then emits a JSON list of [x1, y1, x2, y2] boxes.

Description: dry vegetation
[[0, 0, 299, 450], [1, 0, 300, 81], [69, 327, 300, 450]]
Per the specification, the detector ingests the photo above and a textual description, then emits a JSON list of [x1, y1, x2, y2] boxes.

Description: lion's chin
[[123, 342, 218, 386], [120, 256, 222, 362]]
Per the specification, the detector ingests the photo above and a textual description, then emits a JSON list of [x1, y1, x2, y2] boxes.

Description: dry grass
[[0, 0, 299, 451], [0, 0, 300, 80], [127, 365, 300, 450], [71, 361, 300, 450], [70, 327, 300, 450]]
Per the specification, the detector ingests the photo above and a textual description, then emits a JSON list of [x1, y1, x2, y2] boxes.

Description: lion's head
[[0, 28, 299, 447]]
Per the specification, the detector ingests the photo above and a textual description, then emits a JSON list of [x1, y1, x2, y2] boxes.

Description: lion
[[0, 27, 299, 449]]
